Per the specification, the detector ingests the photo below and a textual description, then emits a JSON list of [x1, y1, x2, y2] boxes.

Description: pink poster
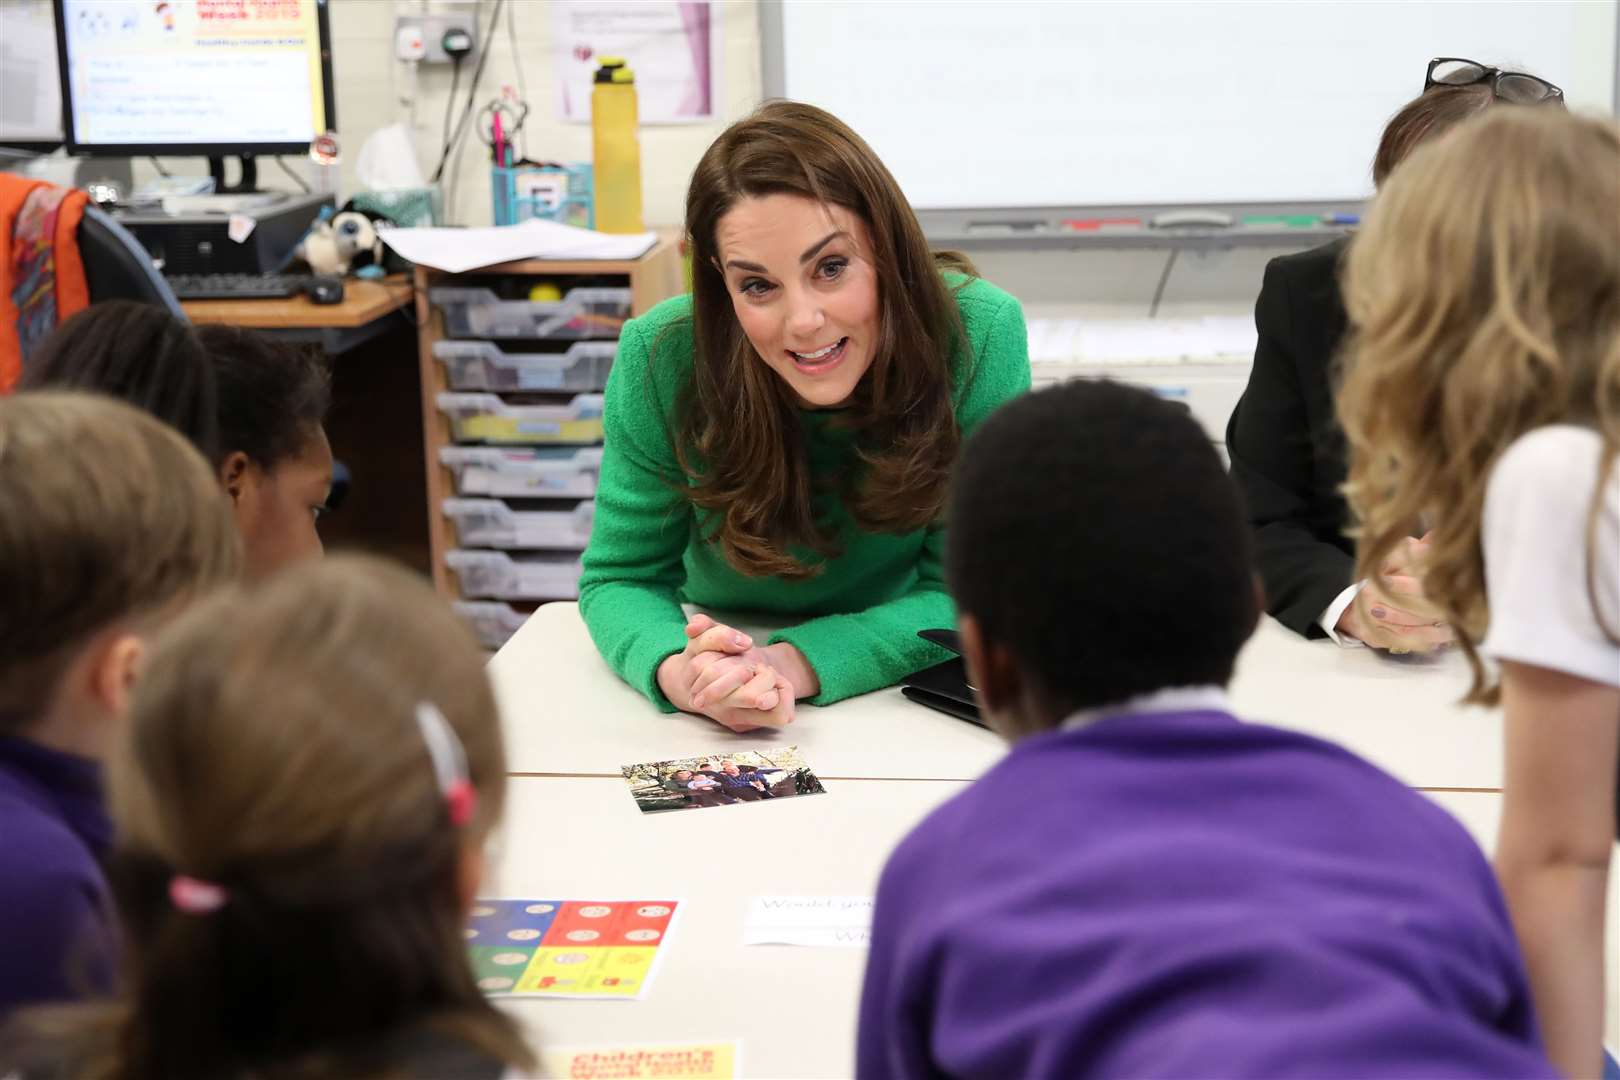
[[553, 1, 719, 125]]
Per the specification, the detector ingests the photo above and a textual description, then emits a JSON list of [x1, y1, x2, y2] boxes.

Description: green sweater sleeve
[[577, 317, 691, 711], [768, 289, 1032, 705]]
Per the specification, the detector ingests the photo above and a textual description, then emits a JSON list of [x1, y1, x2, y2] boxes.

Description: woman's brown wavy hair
[[675, 100, 974, 580], [1338, 108, 1620, 703]]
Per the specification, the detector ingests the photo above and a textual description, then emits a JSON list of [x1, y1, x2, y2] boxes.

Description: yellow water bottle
[[591, 57, 644, 234]]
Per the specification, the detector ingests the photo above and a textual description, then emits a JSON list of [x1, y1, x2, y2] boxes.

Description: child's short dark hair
[[194, 323, 330, 469], [946, 380, 1258, 716], [21, 309, 331, 474], [20, 301, 220, 461]]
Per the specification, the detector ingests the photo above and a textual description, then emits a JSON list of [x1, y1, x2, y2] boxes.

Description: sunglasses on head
[[1424, 58, 1564, 105]]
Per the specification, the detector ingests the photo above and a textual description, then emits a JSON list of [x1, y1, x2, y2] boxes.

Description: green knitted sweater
[[578, 275, 1031, 709]]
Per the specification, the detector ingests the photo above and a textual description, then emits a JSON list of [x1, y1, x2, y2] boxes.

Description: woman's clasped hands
[[655, 614, 819, 732], [1337, 533, 1456, 653]]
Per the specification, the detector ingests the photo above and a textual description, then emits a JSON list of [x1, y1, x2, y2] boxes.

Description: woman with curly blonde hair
[[1338, 107, 1620, 1078]]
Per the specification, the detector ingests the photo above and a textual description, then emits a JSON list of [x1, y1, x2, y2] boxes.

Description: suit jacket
[[1226, 239, 1354, 638]]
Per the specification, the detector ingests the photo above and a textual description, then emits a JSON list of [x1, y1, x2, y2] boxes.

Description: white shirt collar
[[1059, 685, 1231, 732]]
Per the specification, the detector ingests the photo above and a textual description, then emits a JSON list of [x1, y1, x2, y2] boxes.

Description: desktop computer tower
[[114, 193, 333, 276]]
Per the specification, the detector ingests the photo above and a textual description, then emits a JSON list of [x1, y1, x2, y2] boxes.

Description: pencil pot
[[492, 164, 594, 228]]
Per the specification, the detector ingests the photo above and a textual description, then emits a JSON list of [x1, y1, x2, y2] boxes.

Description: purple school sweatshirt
[[856, 710, 1552, 1079], [0, 735, 118, 1017]]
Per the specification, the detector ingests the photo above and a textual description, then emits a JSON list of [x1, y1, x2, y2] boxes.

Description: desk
[[489, 604, 1502, 790], [488, 775, 962, 1080], [488, 603, 1003, 782], [1228, 619, 1501, 791], [484, 781, 1620, 1072], [487, 610, 1620, 1066], [180, 274, 413, 354]]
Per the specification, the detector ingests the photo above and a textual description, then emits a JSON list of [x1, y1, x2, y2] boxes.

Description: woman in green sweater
[[579, 101, 1030, 732]]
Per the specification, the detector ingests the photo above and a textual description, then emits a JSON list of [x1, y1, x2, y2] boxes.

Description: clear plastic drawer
[[453, 601, 530, 651], [433, 339, 616, 393], [442, 498, 594, 550], [447, 549, 584, 601], [439, 446, 602, 499], [430, 286, 631, 340], [437, 393, 605, 445]]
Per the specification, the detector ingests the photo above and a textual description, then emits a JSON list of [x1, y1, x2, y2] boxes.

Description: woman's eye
[[817, 257, 848, 280], [739, 278, 773, 297], [312, 504, 329, 521]]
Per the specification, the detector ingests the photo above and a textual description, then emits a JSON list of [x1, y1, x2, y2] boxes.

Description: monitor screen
[[1, 0, 64, 149], [55, 0, 335, 155]]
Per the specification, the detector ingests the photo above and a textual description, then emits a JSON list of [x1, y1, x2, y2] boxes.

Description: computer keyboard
[[165, 272, 310, 300]]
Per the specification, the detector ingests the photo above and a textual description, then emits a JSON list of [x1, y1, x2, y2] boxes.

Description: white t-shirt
[[1481, 425, 1620, 687]]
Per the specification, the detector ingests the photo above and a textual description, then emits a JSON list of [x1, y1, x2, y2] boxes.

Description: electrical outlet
[[394, 12, 478, 64]]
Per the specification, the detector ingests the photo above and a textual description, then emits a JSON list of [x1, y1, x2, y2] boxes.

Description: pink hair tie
[[169, 874, 228, 914], [416, 702, 478, 828], [445, 780, 477, 828]]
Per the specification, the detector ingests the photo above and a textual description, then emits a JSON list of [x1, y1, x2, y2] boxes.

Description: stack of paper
[[1027, 315, 1257, 367], [379, 218, 658, 273]]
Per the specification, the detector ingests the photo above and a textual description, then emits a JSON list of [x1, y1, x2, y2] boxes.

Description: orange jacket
[[0, 174, 90, 394]]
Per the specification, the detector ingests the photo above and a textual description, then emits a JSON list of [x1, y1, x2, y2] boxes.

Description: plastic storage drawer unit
[[433, 339, 616, 393], [453, 601, 530, 651], [447, 550, 584, 600], [430, 286, 631, 340], [437, 393, 605, 445], [439, 446, 603, 499], [442, 498, 595, 550]]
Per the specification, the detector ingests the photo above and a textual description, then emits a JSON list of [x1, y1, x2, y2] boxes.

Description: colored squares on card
[[468, 945, 538, 993], [465, 899, 678, 1000], [515, 946, 658, 997]]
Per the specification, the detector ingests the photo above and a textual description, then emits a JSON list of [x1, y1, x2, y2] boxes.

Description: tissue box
[[352, 187, 440, 228]]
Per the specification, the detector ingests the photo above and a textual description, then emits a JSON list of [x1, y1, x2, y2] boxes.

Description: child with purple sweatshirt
[[0, 393, 238, 1018], [856, 380, 1552, 1079]]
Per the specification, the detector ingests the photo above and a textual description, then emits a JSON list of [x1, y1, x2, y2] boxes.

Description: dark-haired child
[[194, 322, 333, 576], [19, 299, 221, 460], [856, 380, 1552, 1078], [23, 305, 333, 578]]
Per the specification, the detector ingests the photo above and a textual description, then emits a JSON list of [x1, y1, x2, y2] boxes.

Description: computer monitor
[[53, 0, 336, 190], [1, 0, 64, 151]]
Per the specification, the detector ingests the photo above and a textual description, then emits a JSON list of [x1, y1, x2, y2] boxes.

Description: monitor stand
[[208, 153, 259, 194]]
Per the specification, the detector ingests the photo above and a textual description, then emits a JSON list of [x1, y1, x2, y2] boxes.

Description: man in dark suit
[[1226, 74, 1550, 648], [1227, 238, 1356, 638]]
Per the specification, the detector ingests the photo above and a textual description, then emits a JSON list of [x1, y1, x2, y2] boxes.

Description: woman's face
[[223, 426, 333, 579], [715, 193, 881, 409]]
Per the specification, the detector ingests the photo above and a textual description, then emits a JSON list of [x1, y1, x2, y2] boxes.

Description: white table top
[[487, 775, 965, 1080], [1228, 616, 1501, 791], [486, 778, 1620, 1076], [489, 604, 1502, 790], [488, 603, 1003, 781]]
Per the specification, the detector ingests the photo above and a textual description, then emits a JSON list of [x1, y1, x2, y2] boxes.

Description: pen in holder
[[492, 163, 593, 229]]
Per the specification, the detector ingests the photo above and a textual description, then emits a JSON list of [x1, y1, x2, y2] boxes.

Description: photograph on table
[[620, 745, 827, 814]]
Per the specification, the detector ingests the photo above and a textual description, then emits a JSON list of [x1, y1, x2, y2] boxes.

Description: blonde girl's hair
[[73, 555, 531, 1078], [0, 391, 240, 725], [1338, 107, 1620, 703]]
